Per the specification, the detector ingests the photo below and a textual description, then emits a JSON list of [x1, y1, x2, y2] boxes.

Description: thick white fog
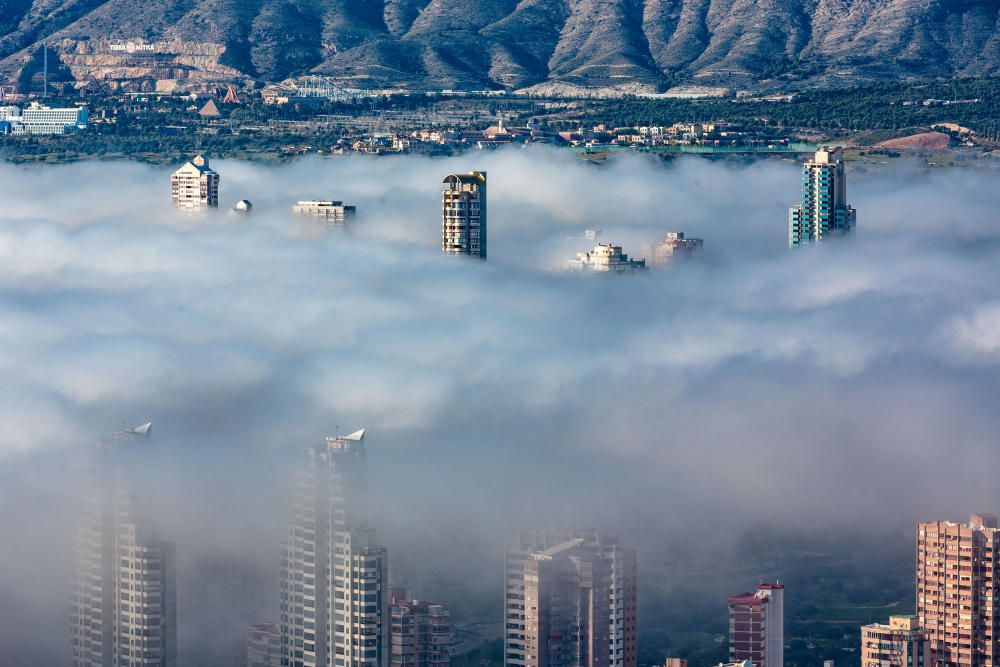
[[2, 148, 1000, 662]]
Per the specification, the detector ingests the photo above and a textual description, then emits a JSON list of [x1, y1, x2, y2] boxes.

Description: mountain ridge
[[2, 0, 999, 93]]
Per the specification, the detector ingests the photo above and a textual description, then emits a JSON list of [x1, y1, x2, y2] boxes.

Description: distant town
[[2, 77, 998, 165]]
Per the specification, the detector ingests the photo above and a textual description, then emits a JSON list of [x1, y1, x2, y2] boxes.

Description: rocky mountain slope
[[2, 0, 1000, 93]]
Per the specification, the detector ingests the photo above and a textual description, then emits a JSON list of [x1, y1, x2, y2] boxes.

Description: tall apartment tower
[[860, 615, 930, 667], [171, 154, 220, 209], [442, 171, 487, 258], [505, 531, 637, 667], [788, 147, 856, 246], [70, 423, 178, 667], [280, 429, 388, 667], [917, 514, 1000, 667], [728, 583, 784, 667], [388, 590, 450, 667]]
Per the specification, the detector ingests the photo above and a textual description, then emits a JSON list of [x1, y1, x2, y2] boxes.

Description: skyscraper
[[788, 147, 856, 246], [388, 590, 450, 667], [861, 615, 930, 667], [70, 422, 177, 667], [171, 154, 220, 209], [442, 171, 487, 258], [728, 583, 784, 667], [505, 531, 637, 667], [280, 429, 388, 667], [917, 514, 1000, 667]]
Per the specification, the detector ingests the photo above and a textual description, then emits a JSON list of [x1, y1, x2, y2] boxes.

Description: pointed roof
[[343, 428, 365, 441], [198, 99, 221, 117], [222, 84, 240, 104]]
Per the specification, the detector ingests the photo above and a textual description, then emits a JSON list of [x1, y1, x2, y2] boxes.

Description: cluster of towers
[[70, 427, 453, 667]]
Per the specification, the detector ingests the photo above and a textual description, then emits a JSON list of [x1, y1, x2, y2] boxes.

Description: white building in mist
[[650, 232, 704, 265], [291, 200, 357, 224], [568, 243, 646, 273], [171, 154, 220, 209], [279, 429, 388, 667], [505, 531, 637, 667], [70, 422, 177, 667]]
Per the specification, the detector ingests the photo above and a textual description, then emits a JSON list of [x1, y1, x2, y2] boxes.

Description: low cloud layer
[[3, 148, 1000, 661]]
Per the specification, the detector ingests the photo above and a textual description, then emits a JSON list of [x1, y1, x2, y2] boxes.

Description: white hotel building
[[0, 102, 88, 134]]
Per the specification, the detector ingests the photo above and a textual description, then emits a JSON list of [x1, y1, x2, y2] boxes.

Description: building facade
[[249, 624, 283, 667], [861, 615, 930, 667], [506, 531, 637, 667], [389, 591, 450, 667], [442, 171, 487, 258], [917, 514, 1000, 667], [292, 201, 357, 224], [171, 154, 220, 209], [70, 423, 177, 667], [568, 244, 646, 273], [2, 102, 88, 134], [788, 147, 856, 246], [651, 232, 704, 265], [279, 429, 388, 667], [728, 583, 784, 667]]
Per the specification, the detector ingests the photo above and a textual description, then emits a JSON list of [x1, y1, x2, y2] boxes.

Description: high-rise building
[[861, 615, 930, 667], [650, 232, 704, 265], [788, 147, 856, 247], [568, 244, 646, 273], [70, 422, 178, 667], [388, 590, 450, 667], [249, 624, 283, 667], [171, 154, 220, 209], [917, 514, 1000, 667], [292, 200, 357, 224], [728, 583, 784, 667], [442, 171, 487, 258], [505, 531, 637, 667], [279, 429, 388, 667]]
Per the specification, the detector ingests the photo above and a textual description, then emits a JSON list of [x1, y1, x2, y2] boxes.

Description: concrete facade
[[171, 154, 219, 209], [861, 615, 930, 667], [728, 583, 784, 667], [442, 172, 487, 258], [917, 514, 1000, 667]]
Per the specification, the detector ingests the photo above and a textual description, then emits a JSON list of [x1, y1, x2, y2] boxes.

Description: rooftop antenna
[[43, 43, 48, 97]]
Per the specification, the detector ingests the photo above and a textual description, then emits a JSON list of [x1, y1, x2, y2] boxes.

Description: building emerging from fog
[[389, 590, 450, 667], [279, 429, 388, 667], [292, 200, 357, 224], [917, 514, 1000, 667], [442, 171, 487, 258], [249, 624, 282, 667], [171, 154, 220, 209], [568, 243, 646, 273], [728, 583, 784, 667], [505, 531, 637, 667], [70, 422, 177, 667], [788, 147, 856, 247], [651, 232, 704, 265], [861, 615, 930, 667]]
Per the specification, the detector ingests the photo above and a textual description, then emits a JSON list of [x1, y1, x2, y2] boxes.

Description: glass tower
[[788, 147, 856, 246]]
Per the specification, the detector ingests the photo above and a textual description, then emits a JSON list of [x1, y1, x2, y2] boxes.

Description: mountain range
[[2, 0, 1000, 94]]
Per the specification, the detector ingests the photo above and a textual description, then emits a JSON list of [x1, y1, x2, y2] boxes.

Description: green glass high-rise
[[788, 147, 856, 247]]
